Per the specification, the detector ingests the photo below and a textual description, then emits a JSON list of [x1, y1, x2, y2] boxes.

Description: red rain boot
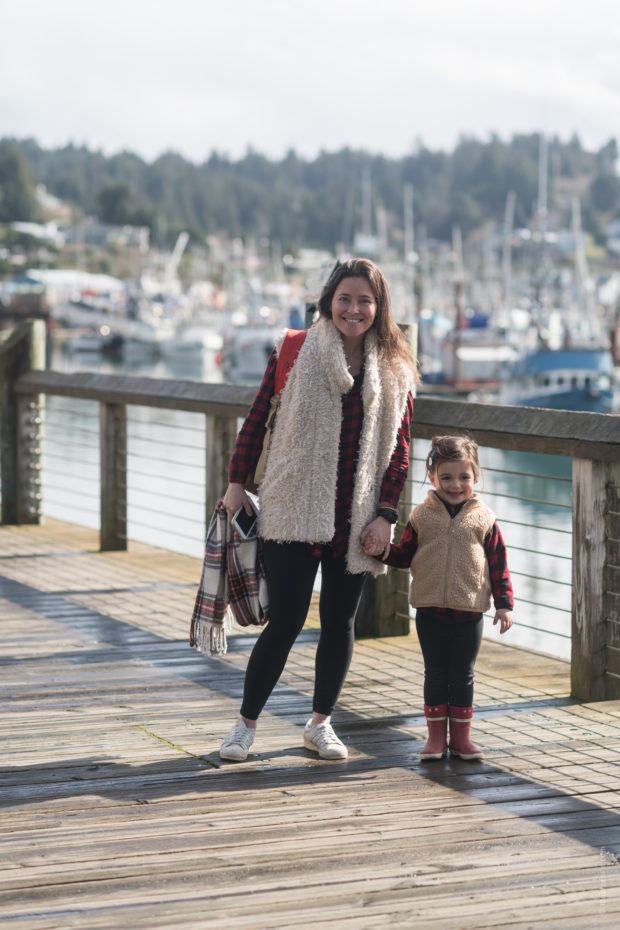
[[449, 706, 483, 761], [420, 703, 448, 760]]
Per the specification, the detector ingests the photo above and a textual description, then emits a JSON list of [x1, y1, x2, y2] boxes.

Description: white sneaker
[[304, 719, 348, 760], [219, 718, 255, 761]]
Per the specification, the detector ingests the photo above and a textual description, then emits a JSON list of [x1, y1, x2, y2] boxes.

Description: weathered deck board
[[1, 519, 620, 929]]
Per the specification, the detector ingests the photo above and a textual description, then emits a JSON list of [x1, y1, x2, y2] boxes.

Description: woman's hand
[[222, 483, 251, 524], [360, 516, 391, 560], [493, 609, 513, 634]]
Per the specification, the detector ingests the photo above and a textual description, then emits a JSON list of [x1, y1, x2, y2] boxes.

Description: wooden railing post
[[355, 440, 414, 639], [605, 464, 620, 697], [205, 414, 238, 533], [571, 458, 620, 700], [0, 320, 46, 525], [100, 402, 127, 551], [16, 393, 44, 524]]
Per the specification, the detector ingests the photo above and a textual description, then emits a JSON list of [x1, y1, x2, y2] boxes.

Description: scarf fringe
[[191, 609, 233, 656]]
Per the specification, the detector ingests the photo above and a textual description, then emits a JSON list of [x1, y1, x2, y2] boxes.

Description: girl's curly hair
[[425, 435, 481, 482]]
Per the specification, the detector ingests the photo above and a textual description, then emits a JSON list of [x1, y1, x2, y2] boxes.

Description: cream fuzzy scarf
[[258, 316, 413, 576]]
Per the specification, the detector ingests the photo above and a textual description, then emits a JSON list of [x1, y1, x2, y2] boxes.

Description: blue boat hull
[[514, 388, 614, 413]]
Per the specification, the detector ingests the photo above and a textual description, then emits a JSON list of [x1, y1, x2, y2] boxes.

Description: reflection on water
[[44, 344, 573, 660]]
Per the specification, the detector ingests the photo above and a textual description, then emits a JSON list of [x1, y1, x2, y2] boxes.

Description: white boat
[[61, 327, 123, 356], [438, 332, 520, 389], [221, 325, 280, 383], [160, 325, 223, 359]]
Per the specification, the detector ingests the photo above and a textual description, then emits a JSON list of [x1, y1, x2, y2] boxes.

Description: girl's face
[[429, 458, 476, 506], [330, 276, 377, 344]]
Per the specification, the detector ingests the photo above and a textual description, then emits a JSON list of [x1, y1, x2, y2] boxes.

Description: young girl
[[362, 435, 514, 761]]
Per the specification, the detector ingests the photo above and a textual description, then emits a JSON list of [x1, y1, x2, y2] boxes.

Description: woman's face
[[330, 276, 377, 343]]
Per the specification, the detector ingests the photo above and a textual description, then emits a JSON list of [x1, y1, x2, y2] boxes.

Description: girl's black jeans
[[415, 609, 484, 708]]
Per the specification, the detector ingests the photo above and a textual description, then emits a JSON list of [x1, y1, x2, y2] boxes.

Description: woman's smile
[[331, 277, 376, 344]]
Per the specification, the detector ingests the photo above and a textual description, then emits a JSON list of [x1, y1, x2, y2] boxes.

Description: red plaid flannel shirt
[[383, 496, 514, 622], [229, 349, 414, 557]]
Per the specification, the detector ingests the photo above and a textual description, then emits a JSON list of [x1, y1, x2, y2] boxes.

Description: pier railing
[[2, 320, 620, 701]]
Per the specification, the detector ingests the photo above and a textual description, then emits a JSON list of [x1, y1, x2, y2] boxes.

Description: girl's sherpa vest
[[409, 491, 496, 611]]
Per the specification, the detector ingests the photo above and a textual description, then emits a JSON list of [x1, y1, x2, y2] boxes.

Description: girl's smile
[[429, 459, 476, 506]]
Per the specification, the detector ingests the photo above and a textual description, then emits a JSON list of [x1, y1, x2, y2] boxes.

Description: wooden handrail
[[15, 369, 257, 418], [15, 369, 620, 461]]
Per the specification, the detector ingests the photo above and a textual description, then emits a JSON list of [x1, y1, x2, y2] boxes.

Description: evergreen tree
[[0, 140, 37, 222], [3, 133, 617, 251]]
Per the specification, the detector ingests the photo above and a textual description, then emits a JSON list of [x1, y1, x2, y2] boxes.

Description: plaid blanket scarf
[[189, 501, 270, 656]]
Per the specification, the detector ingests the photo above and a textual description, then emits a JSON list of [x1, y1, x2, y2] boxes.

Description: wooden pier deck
[[2, 519, 620, 929]]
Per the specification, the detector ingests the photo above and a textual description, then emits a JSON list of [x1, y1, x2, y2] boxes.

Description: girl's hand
[[493, 609, 513, 634], [360, 517, 391, 560], [362, 531, 379, 556], [222, 483, 250, 525]]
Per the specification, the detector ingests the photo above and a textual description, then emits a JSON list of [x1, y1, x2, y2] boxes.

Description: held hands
[[493, 608, 513, 634], [360, 516, 391, 561], [362, 530, 381, 556]]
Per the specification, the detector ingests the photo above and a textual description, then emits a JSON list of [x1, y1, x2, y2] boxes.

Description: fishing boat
[[500, 345, 615, 413]]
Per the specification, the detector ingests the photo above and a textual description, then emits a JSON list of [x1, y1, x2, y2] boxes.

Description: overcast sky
[[2, 1, 619, 163]]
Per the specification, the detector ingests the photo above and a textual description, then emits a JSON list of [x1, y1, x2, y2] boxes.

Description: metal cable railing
[[126, 407, 206, 556], [41, 398, 101, 527]]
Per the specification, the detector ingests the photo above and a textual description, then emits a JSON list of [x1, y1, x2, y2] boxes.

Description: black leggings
[[240, 541, 365, 720], [415, 610, 483, 708]]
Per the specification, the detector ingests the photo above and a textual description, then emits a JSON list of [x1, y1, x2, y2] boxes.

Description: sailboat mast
[[502, 191, 516, 308]]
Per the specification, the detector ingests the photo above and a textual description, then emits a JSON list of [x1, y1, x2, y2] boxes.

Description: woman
[[220, 258, 418, 761]]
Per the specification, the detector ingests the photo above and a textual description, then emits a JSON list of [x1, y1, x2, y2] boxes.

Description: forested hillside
[[1, 134, 619, 251]]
